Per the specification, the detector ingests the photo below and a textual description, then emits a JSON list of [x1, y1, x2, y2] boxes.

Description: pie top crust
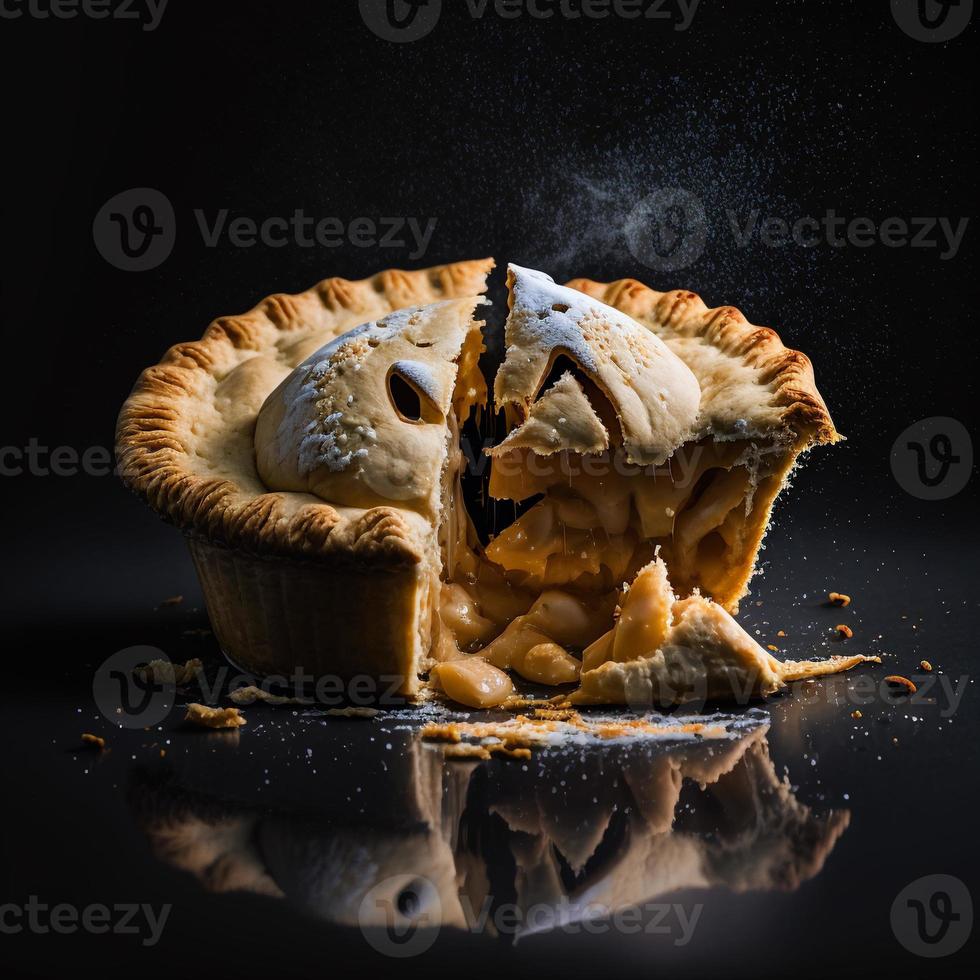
[[115, 258, 494, 566], [253, 296, 486, 522], [566, 275, 840, 447], [488, 371, 610, 458], [495, 265, 702, 466]]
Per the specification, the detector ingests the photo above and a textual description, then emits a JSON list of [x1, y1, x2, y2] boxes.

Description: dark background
[[2, 1, 978, 977]]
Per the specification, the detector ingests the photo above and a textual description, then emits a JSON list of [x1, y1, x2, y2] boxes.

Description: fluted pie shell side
[[116, 259, 494, 693]]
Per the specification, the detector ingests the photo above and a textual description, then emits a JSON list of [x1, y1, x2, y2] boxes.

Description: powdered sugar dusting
[[390, 358, 440, 404]]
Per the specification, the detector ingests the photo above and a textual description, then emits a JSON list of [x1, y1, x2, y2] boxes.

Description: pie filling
[[420, 347, 861, 710]]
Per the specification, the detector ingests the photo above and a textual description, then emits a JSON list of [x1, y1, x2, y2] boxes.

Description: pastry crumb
[[531, 708, 579, 722], [323, 706, 379, 718], [499, 695, 543, 712], [834, 624, 853, 639], [850, 709, 862, 720], [136, 658, 202, 686], [443, 743, 492, 760], [80, 733, 105, 750], [184, 703, 246, 729], [884, 675, 917, 695], [777, 630, 787, 637], [228, 686, 312, 707], [158, 595, 184, 607], [919, 660, 933, 672], [421, 722, 463, 743], [766, 644, 779, 652], [422, 712, 725, 757], [828, 592, 851, 607]]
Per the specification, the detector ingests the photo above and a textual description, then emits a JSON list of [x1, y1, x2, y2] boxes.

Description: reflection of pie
[[131, 724, 851, 934], [118, 260, 864, 702]]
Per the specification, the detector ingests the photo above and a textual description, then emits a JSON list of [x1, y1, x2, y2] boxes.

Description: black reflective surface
[[5, 486, 978, 977]]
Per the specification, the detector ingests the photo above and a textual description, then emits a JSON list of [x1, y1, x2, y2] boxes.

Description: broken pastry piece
[[489, 264, 840, 614], [184, 703, 247, 729], [570, 558, 879, 707]]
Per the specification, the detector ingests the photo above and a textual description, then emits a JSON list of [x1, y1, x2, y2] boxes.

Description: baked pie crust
[[117, 259, 860, 704], [117, 259, 494, 694]]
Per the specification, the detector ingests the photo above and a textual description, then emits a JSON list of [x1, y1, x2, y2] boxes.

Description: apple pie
[[117, 259, 866, 703]]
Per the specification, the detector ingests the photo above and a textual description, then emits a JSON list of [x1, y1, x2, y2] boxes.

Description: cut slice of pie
[[569, 557, 878, 707], [487, 264, 840, 615]]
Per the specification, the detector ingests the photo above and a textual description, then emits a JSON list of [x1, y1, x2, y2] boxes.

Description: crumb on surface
[[136, 658, 202, 686], [828, 592, 851, 607], [184, 703, 246, 729], [777, 630, 787, 637], [884, 675, 917, 695], [228, 685, 312, 707], [158, 595, 184, 607], [851, 709, 862, 719], [920, 660, 933, 672], [80, 733, 105, 750], [834, 624, 854, 639], [421, 711, 725, 757], [324, 706, 380, 718], [767, 644, 779, 652]]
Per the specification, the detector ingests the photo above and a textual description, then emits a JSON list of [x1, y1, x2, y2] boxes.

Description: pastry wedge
[[489, 264, 839, 614], [570, 557, 878, 707]]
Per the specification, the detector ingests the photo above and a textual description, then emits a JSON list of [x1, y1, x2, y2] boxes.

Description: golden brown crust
[[116, 259, 494, 565], [565, 277, 839, 446]]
